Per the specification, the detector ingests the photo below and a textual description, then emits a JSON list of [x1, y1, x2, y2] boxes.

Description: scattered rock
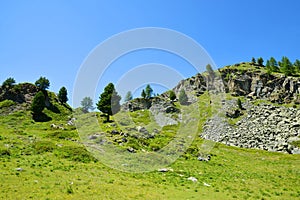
[[15, 168, 23, 171], [202, 103, 300, 154], [111, 130, 120, 135], [127, 147, 135, 153], [158, 168, 172, 172], [197, 154, 211, 162], [203, 182, 211, 187], [226, 109, 242, 118], [187, 177, 198, 182]]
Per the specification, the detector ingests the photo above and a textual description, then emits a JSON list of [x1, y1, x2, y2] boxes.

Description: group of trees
[[168, 89, 188, 105], [30, 77, 68, 116], [252, 56, 300, 76], [252, 57, 264, 66], [1, 77, 16, 89], [141, 84, 153, 99]]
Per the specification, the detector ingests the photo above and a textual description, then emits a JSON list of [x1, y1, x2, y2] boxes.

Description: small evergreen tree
[[2, 77, 16, 88], [206, 64, 215, 80], [35, 77, 50, 90], [96, 83, 121, 122], [31, 91, 45, 114], [124, 91, 133, 102], [141, 89, 146, 98], [81, 97, 94, 113], [251, 57, 256, 64], [169, 90, 176, 101], [58, 86, 68, 103], [269, 57, 279, 72], [294, 59, 300, 72], [237, 98, 243, 110], [145, 84, 153, 98], [179, 89, 188, 105], [257, 57, 264, 66], [279, 56, 295, 76]]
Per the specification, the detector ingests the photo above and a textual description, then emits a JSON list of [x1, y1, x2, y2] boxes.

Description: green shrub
[[179, 89, 188, 105], [31, 91, 45, 114], [0, 100, 16, 109], [169, 90, 176, 101], [0, 148, 11, 157], [48, 131, 78, 140], [32, 141, 55, 154], [237, 98, 243, 109], [55, 146, 97, 163]]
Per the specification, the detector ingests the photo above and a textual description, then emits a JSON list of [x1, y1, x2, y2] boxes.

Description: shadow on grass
[[62, 103, 73, 112], [32, 112, 52, 122]]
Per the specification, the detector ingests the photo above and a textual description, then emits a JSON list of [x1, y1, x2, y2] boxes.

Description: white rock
[[187, 177, 198, 182]]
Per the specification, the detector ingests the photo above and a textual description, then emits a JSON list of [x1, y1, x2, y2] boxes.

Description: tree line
[[251, 56, 300, 76]]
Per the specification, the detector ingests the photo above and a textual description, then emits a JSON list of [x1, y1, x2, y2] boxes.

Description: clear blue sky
[[1, 0, 300, 107]]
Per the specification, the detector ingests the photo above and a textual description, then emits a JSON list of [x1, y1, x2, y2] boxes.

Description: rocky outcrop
[[172, 73, 207, 102], [219, 64, 300, 104], [0, 83, 38, 103], [202, 103, 300, 154], [122, 97, 178, 113]]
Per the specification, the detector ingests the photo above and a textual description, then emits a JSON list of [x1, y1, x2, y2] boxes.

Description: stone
[[187, 177, 198, 182], [127, 147, 135, 153], [203, 182, 211, 187], [111, 130, 119, 135], [226, 109, 241, 118]]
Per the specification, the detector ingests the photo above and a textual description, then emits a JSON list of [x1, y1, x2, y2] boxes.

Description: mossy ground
[[0, 93, 300, 199]]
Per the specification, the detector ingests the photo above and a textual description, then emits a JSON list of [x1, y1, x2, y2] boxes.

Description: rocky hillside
[[122, 62, 300, 154], [169, 62, 300, 105], [0, 82, 72, 117], [0, 83, 38, 104]]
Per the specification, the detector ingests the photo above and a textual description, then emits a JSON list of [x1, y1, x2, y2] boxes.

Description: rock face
[[0, 83, 39, 103], [172, 73, 207, 103], [122, 97, 178, 113], [219, 64, 300, 104], [202, 103, 300, 154]]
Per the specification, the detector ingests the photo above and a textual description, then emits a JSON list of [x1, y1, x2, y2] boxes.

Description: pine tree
[[35, 77, 50, 90], [145, 84, 153, 98], [206, 64, 215, 80], [257, 57, 264, 66], [179, 89, 188, 105], [81, 97, 94, 113], [141, 89, 146, 98], [31, 91, 45, 114], [294, 59, 300, 72], [279, 56, 295, 76], [2, 77, 16, 88], [96, 83, 121, 122], [269, 57, 279, 72], [124, 91, 133, 102], [58, 87, 68, 103]]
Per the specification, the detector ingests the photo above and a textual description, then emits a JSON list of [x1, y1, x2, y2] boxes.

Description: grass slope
[[0, 93, 299, 199]]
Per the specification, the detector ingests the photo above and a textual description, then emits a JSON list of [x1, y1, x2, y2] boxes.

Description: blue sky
[[1, 0, 300, 107]]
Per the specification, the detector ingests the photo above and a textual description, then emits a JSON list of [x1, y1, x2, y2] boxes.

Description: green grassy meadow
[[0, 94, 300, 199]]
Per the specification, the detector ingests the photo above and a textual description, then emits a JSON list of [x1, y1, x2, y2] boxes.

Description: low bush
[[32, 141, 55, 154], [55, 146, 97, 163], [48, 131, 78, 140], [0, 148, 11, 157]]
